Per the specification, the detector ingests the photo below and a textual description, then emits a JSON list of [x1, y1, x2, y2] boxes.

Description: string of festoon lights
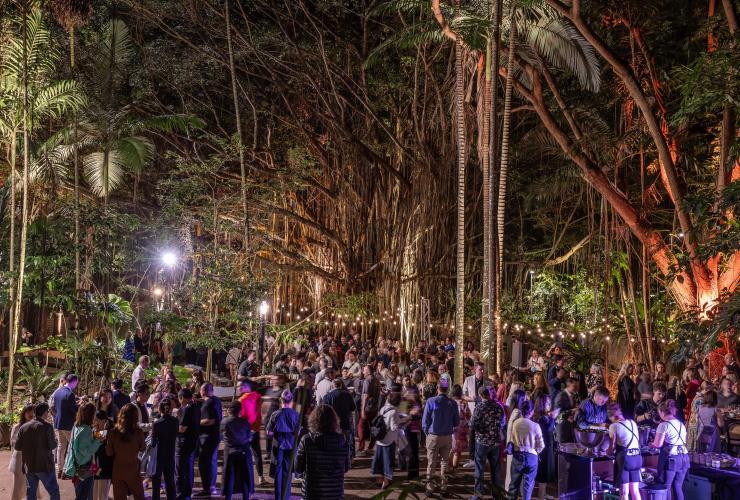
[[270, 304, 646, 344]]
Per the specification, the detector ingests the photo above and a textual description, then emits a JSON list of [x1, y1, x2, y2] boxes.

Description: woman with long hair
[[95, 388, 119, 422], [449, 384, 470, 472], [533, 393, 556, 500], [295, 404, 350, 499], [531, 372, 549, 402], [504, 390, 528, 491], [422, 370, 440, 402], [695, 390, 719, 452], [65, 403, 102, 500], [92, 410, 114, 500], [105, 403, 146, 500], [654, 361, 668, 383], [617, 363, 638, 419], [586, 363, 605, 395], [9, 404, 35, 500], [650, 400, 689, 500]]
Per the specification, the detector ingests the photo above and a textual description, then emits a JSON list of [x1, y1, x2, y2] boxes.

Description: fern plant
[[17, 358, 57, 403]]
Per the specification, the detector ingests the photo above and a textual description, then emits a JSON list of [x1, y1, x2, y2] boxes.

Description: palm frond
[[365, 21, 446, 68], [83, 149, 126, 198], [32, 80, 85, 118], [522, 10, 600, 92], [116, 136, 154, 173]]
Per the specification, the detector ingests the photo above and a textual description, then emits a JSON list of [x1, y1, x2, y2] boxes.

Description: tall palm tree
[[50, 0, 94, 291], [495, 0, 516, 374], [453, 1, 467, 385], [0, 6, 83, 405]]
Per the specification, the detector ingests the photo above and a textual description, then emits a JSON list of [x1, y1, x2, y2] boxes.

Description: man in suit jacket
[[151, 398, 178, 500], [463, 362, 492, 466]]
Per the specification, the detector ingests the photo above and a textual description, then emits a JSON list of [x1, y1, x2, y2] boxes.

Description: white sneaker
[[462, 460, 475, 469], [257, 475, 265, 485]]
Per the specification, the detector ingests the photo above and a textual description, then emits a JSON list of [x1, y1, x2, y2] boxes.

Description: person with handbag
[[105, 403, 146, 500], [150, 399, 178, 500], [9, 404, 36, 500], [64, 403, 102, 500]]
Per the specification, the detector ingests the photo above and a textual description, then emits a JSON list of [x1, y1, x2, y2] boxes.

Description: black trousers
[[407, 430, 420, 480], [250, 431, 264, 477], [223, 450, 253, 500], [151, 462, 176, 500], [198, 434, 220, 492], [175, 447, 196, 500]]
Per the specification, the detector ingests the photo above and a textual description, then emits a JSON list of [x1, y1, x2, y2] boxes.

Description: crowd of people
[[8, 331, 740, 500]]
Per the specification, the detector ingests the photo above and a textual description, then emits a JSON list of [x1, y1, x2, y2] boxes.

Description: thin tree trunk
[[71, 27, 81, 292], [480, 47, 492, 372], [8, 8, 30, 406], [225, 0, 250, 251], [453, 1, 466, 385], [495, 2, 516, 375]]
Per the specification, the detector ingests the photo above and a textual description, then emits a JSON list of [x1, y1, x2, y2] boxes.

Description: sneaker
[[462, 460, 475, 469], [257, 475, 265, 486]]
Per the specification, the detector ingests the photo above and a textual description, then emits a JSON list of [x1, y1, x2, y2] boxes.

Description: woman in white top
[[504, 389, 528, 491], [9, 404, 38, 500], [607, 402, 642, 500], [370, 392, 411, 489], [649, 400, 689, 500]]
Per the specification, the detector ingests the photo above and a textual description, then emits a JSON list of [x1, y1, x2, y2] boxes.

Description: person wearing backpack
[[370, 392, 410, 489], [421, 380, 459, 495]]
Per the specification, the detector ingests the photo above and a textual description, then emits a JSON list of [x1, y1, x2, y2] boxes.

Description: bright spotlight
[[259, 301, 269, 317], [152, 287, 163, 297], [161, 251, 178, 267]]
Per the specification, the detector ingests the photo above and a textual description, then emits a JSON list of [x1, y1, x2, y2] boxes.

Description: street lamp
[[258, 301, 269, 365]]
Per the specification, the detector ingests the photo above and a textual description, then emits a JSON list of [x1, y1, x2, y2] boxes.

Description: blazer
[[463, 375, 491, 414], [151, 415, 179, 467]]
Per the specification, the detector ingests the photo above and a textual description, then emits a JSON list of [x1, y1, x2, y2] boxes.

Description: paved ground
[[0, 441, 482, 499]]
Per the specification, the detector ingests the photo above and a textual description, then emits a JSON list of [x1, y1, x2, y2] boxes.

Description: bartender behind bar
[[575, 386, 610, 429], [634, 382, 667, 429]]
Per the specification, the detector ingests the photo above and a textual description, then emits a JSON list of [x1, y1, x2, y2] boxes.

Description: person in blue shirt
[[49, 373, 79, 478], [265, 389, 301, 500], [421, 380, 459, 494], [575, 386, 610, 430]]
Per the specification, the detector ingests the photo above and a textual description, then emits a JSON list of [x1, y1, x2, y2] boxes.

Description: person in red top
[[683, 368, 701, 422], [239, 380, 264, 485]]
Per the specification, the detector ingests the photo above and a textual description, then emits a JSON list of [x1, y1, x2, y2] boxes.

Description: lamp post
[[258, 301, 269, 365]]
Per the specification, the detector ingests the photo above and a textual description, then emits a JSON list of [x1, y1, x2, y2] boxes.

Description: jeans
[[426, 434, 452, 487], [151, 463, 176, 500], [508, 452, 538, 500], [27, 471, 61, 500], [250, 431, 264, 477], [659, 453, 689, 500], [175, 447, 196, 500], [370, 443, 396, 480], [342, 427, 356, 459], [74, 476, 94, 500], [198, 434, 220, 491], [474, 443, 500, 497]]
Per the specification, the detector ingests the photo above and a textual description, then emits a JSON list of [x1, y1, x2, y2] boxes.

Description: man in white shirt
[[342, 350, 362, 378], [315, 367, 336, 403], [132, 355, 149, 390], [462, 362, 492, 468], [508, 400, 544, 500], [521, 349, 546, 373]]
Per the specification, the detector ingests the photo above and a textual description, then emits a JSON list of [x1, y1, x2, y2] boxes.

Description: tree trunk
[[453, 1, 466, 385], [225, 0, 250, 251], [495, 3, 516, 375], [8, 8, 30, 406], [482, 0, 502, 374]]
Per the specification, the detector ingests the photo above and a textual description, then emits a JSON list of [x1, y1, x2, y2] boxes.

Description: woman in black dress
[[617, 363, 638, 419], [533, 393, 556, 500]]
